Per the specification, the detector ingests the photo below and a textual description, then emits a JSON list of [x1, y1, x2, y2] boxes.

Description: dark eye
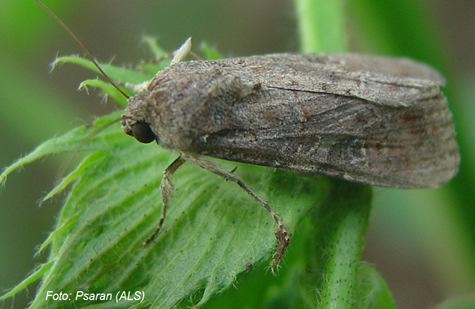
[[131, 122, 156, 143]]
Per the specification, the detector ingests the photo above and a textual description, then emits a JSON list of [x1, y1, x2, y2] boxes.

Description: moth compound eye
[[131, 122, 156, 143]]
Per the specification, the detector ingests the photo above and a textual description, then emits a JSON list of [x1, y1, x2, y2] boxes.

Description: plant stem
[[304, 181, 372, 308], [295, 0, 347, 53], [294, 0, 373, 307]]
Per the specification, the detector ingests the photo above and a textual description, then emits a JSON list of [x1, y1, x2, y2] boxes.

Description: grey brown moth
[[38, 0, 459, 268], [122, 53, 459, 189], [121, 52, 459, 266]]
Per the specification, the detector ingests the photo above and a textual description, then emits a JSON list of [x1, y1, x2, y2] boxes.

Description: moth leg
[[171, 37, 203, 62], [171, 37, 192, 65], [151, 37, 199, 65], [131, 38, 196, 92], [183, 154, 290, 269], [144, 156, 186, 245]]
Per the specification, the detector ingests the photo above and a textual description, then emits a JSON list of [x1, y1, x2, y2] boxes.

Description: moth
[[122, 52, 459, 189], [121, 51, 459, 266], [38, 1, 459, 268]]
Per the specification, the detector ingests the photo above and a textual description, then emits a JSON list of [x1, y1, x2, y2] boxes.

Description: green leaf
[[0, 111, 122, 186], [0, 261, 53, 301], [205, 219, 315, 309], [1, 114, 329, 308], [52, 55, 153, 84], [142, 35, 167, 60], [78, 79, 129, 107], [199, 42, 223, 60], [1, 48, 330, 307], [139, 36, 171, 74]]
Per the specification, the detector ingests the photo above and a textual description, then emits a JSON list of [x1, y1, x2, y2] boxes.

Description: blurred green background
[[0, 0, 474, 308]]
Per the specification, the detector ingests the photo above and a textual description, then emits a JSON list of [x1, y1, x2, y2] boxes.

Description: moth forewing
[[358, 94, 458, 187], [213, 54, 446, 106], [194, 92, 458, 188], [308, 53, 446, 85]]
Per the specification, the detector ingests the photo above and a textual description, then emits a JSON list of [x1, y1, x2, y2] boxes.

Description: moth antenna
[[36, 0, 130, 100]]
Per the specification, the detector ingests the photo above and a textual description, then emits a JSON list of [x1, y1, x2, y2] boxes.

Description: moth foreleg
[[171, 37, 192, 65], [144, 155, 186, 245], [183, 154, 290, 269], [131, 38, 196, 93]]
